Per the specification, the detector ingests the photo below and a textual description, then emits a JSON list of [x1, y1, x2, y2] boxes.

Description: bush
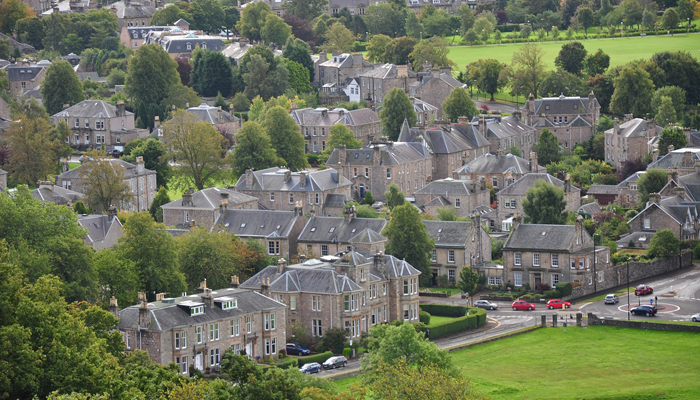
[[535, 282, 550, 293], [296, 351, 333, 368], [694, 242, 700, 260], [343, 347, 352, 360], [419, 310, 431, 325], [424, 307, 487, 339], [555, 282, 573, 297], [543, 289, 560, 299], [436, 274, 449, 288], [420, 304, 468, 317], [276, 357, 298, 369], [364, 190, 374, 205]]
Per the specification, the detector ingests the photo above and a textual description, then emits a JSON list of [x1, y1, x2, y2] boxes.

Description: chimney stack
[[108, 296, 119, 319], [138, 292, 150, 327], [684, 151, 692, 168], [300, 171, 307, 188], [155, 293, 165, 301], [373, 251, 384, 273], [344, 205, 356, 223], [512, 214, 522, 231], [181, 188, 194, 207], [260, 277, 270, 297], [613, 117, 620, 134], [117, 100, 126, 117], [136, 156, 145, 174], [530, 151, 539, 173], [649, 193, 661, 205], [284, 169, 291, 182], [674, 186, 686, 199], [230, 275, 240, 288], [202, 288, 214, 307], [277, 258, 287, 273], [107, 204, 118, 221]]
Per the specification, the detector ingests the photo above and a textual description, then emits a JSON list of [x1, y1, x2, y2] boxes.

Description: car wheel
[[646, 312, 651, 316], [548, 305, 553, 309], [528, 306, 532, 311], [693, 317, 698, 322], [490, 306, 495, 310], [565, 305, 570, 309], [343, 362, 347, 367], [513, 307, 517, 311]]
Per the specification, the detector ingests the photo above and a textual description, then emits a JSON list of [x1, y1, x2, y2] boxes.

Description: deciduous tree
[[79, 150, 134, 213], [125, 44, 179, 108], [190, 49, 233, 97], [282, 37, 315, 82], [122, 138, 171, 188], [0, 0, 35, 35], [610, 65, 654, 117], [283, 0, 328, 21], [149, 186, 170, 223], [382, 203, 434, 281], [261, 13, 292, 46], [522, 180, 567, 224], [468, 58, 505, 101], [656, 96, 677, 126], [658, 126, 687, 155], [637, 168, 668, 206], [583, 48, 610, 76], [6, 115, 62, 186], [442, 87, 477, 122], [379, 87, 416, 141], [237, 1, 273, 41], [457, 266, 479, 305], [323, 22, 355, 53], [535, 129, 561, 166], [190, 0, 224, 34], [507, 43, 547, 99], [366, 34, 392, 62], [651, 86, 686, 121], [661, 7, 680, 34], [409, 36, 455, 71], [42, 60, 84, 116], [261, 105, 308, 171], [555, 41, 587, 76], [647, 229, 680, 259], [385, 182, 405, 210], [230, 121, 279, 178]]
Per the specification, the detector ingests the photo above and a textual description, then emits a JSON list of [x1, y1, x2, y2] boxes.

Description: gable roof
[[498, 173, 579, 196], [647, 148, 700, 170], [526, 94, 599, 115], [52, 100, 131, 119], [415, 178, 485, 197], [324, 193, 349, 208], [110, 1, 157, 19], [423, 220, 472, 247], [504, 224, 578, 251], [186, 103, 238, 125], [234, 167, 351, 192], [56, 158, 155, 180], [455, 153, 538, 175], [298, 216, 387, 243], [604, 118, 662, 138], [214, 209, 299, 238], [32, 185, 84, 205], [326, 141, 430, 167], [471, 115, 536, 141], [161, 187, 257, 210], [78, 214, 121, 245], [587, 185, 618, 195], [289, 107, 380, 127], [5, 64, 46, 82]]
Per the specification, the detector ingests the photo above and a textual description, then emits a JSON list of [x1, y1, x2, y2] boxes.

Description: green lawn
[[447, 32, 700, 69], [427, 315, 457, 325], [332, 326, 700, 399], [420, 287, 463, 296], [68, 162, 80, 170]]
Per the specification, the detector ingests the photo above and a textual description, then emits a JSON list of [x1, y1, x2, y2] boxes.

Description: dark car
[[630, 305, 657, 316], [322, 356, 347, 369], [106, 149, 122, 157], [299, 362, 321, 374], [285, 343, 310, 356]]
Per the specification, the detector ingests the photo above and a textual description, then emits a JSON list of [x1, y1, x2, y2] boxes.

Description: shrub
[[543, 289, 560, 299], [420, 304, 468, 317], [555, 282, 573, 297], [424, 308, 487, 339], [296, 351, 333, 368], [694, 242, 700, 260], [276, 357, 298, 369], [419, 310, 431, 325], [364, 190, 374, 205], [436, 274, 449, 288], [343, 347, 352, 360], [535, 282, 550, 293]]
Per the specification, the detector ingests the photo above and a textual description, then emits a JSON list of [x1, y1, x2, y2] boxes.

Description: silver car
[[474, 300, 498, 310], [692, 313, 700, 322], [604, 294, 619, 304]]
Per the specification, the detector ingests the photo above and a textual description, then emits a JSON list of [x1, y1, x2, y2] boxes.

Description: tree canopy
[[42, 60, 84, 116], [379, 87, 416, 141], [190, 49, 234, 97], [442, 87, 477, 122], [230, 121, 279, 178], [637, 169, 668, 206], [647, 229, 680, 259], [555, 41, 587, 75], [261, 105, 308, 171], [658, 126, 687, 156], [383, 203, 434, 283], [79, 150, 134, 213], [521, 180, 567, 224], [610, 64, 654, 117], [535, 129, 561, 166]]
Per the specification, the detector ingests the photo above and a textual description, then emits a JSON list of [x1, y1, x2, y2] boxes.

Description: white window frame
[[533, 253, 540, 267], [514, 272, 522, 287], [209, 323, 219, 341], [448, 250, 455, 263], [552, 254, 559, 268], [514, 252, 521, 266], [230, 318, 240, 337]]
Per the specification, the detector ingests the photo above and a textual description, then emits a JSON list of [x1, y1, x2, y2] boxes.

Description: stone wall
[[588, 313, 700, 332], [569, 251, 692, 300]]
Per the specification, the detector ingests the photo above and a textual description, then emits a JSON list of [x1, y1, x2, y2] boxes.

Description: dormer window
[[219, 298, 237, 310], [186, 42, 192, 50], [190, 305, 204, 316]]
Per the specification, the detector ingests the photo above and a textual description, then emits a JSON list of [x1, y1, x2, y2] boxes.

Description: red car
[[634, 284, 653, 296], [512, 300, 536, 311], [547, 299, 571, 309]]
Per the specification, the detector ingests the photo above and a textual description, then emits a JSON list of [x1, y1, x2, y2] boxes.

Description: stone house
[[319, 78, 361, 105], [240, 252, 421, 341], [359, 63, 415, 106], [110, 0, 157, 31], [120, 26, 170, 51], [412, 98, 438, 127], [222, 39, 283, 66], [605, 115, 661, 170], [186, 103, 240, 140], [31, 182, 85, 206], [161, 187, 258, 230], [296, 207, 388, 258], [398, 119, 490, 180], [408, 68, 466, 119], [116, 284, 287, 373], [496, 173, 581, 230], [453, 152, 544, 192], [524, 93, 600, 152], [647, 147, 700, 178], [51, 100, 149, 151], [55, 157, 157, 212], [627, 193, 699, 241], [5, 60, 49, 96], [213, 208, 307, 260], [414, 178, 490, 219], [144, 30, 225, 60], [502, 218, 610, 290], [234, 167, 352, 216], [317, 52, 374, 86], [424, 220, 492, 285], [326, 138, 432, 201], [472, 113, 536, 156], [289, 107, 381, 152], [77, 207, 123, 250]]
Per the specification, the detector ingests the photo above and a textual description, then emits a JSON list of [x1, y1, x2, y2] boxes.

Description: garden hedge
[[420, 304, 468, 317], [275, 357, 298, 369], [420, 304, 487, 340], [295, 351, 333, 368]]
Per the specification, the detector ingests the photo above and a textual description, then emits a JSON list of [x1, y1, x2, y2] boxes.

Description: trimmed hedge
[[295, 351, 333, 368], [556, 282, 573, 297], [276, 357, 298, 369], [343, 347, 352, 359], [419, 310, 431, 325], [420, 304, 468, 317]]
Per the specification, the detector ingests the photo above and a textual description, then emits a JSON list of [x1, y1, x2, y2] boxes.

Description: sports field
[[333, 325, 700, 399], [447, 33, 700, 69]]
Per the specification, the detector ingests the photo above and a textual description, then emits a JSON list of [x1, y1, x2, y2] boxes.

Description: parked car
[[285, 343, 310, 356], [322, 356, 347, 369], [546, 299, 571, 309], [511, 300, 536, 311], [604, 294, 620, 304], [692, 313, 700, 322], [106, 149, 122, 157], [299, 362, 322, 374], [634, 284, 653, 296], [630, 305, 657, 316], [474, 300, 498, 310]]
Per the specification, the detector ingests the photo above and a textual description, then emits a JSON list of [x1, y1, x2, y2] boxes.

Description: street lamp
[[688, 18, 691, 34], [420, 31, 422, 41], [621, 22, 624, 38], [365, 31, 368, 41]]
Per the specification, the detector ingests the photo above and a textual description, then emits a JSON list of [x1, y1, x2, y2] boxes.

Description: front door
[[195, 352, 203, 371], [533, 273, 542, 287], [245, 342, 252, 359]]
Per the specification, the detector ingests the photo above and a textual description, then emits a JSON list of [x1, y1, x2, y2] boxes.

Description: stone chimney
[[497, 146, 504, 156], [674, 186, 686, 199], [653, 149, 659, 163], [284, 169, 291, 182], [116, 100, 126, 117], [344, 205, 356, 223], [530, 151, 539, 173], [136, 156, 145, 174], [564, 174, 571, 192], [588, 91, 595, 114], [108, 296, 119, 319], [613, 117, 620, 135], [338, 144, 346, 164], [230, 275, 240, 288], [63, 103, 70, 110], [245, 169, 254, 188], [294, 200, 303, 216], [512, 214, 522, 231], [155, 292, 165, 301], [527, 93, 535, 113], [646, 119, 656, 142], [319, 50, 327, 62], [513, 109, 522, 122], [219, 193, 228, 217], [259, 277, 270, 297], [181, 187, 194, 207], [684, 151, 693, 168], [478, 115, 487, 135], [695, 161, 700, 174], [668, 145, 674, 154], [669, 171, 678, 183], [201, 287, 214, 308], [373, 251, 384, 272], [649, 193, 661, 204], [624, 113, 633, 123], [458, 116, 469, 124], [277, 258, 287, 273], [107, 204, 118, 221], [373, 144, 381, 165], [300, 171, 307, 188], [138, 292, 150, 327]]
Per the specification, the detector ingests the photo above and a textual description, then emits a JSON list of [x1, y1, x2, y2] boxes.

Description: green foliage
[[42, 60, 84, 116], [383, 203, 434, 282], [122, 138, 171, 188], [554, 41, 587, 75], [261, 105, 308, 171], [436, 207, 459, 221], [656, 96, 678, 126], [73, 201, 89, 215], [287, 321, 312, 348], [522, 180, 567, 224], [637, 169, 669, 206], [491, 239, 504, 260], [343, 347, 352, 359], [422, 308, 486, 339], [380, 87, 416, 141], [191, 49, 234, 97], [296, 351, 334, 367], [442, 87, 477, 122], [363, 190, 375, 205], [283, 37, 315, 82], [555, 281, 573, 297], [262, 13, 292, 46], [419, 310, 431, 325], [385, 182, 405, 210], [610, 64, 654, 117], [409, 36, 455, 71], [231, 121, 279, 178], [149, 186, 170, 223], [535, 129, 560, 166], [282, 58, 312, 94], [457, 266, 479, 297], [583, 48, 610, 77], [647, 229, 680, 259], [318, 327, 349, 355], [231, 92, 251, 112], [508, 43, 547, 98], [651, 86, 686, 122]]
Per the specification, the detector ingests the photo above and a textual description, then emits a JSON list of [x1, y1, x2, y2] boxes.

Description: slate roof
[[326, 142, 430, 166], [423, 220, 472, 247], [605, 118, 662, 138], [587, 185, 618, 195], [213, 209, 299, 238], [319, 53, 373, 69], [423, 196, 451, 207], [52, 100, 132, 119], [77, 214, 120, 244], [578, 202, 602, 215], [685, 184, 700, 201], [234, 167, 351, 192], [616, 231, 654, 248], [289, 107, 380, 127], [348, 228, 386, 244], [78, 72, 106, 83], [525, 94, 599, 115], [5, 64, 46, 82], [32, 185, 84, 205], [618, 171, 645, 187], [498, 173, 578, 196], [161, 187, 257, 210], [401, 125, 482, 155], [0, 32, 35, 54], [324, 193, 349, 208], [56, 159, 155, 180], [110, 1, 157, 19], [415, 178, 484, 196], [158, 34, 225, 53], [451, 123, 491, 149], [454, 153, 538, 175], [298, 216, 387, 243], [647, 148, 700, 170], [126, 26, 170, 40], [222, 41, 282, 63], [471, 115, 536, 140], [186, 103, 238, 125], [504, 224, 578, 251], [412, 98, 438, 113], [118, 288, 285, 332]]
